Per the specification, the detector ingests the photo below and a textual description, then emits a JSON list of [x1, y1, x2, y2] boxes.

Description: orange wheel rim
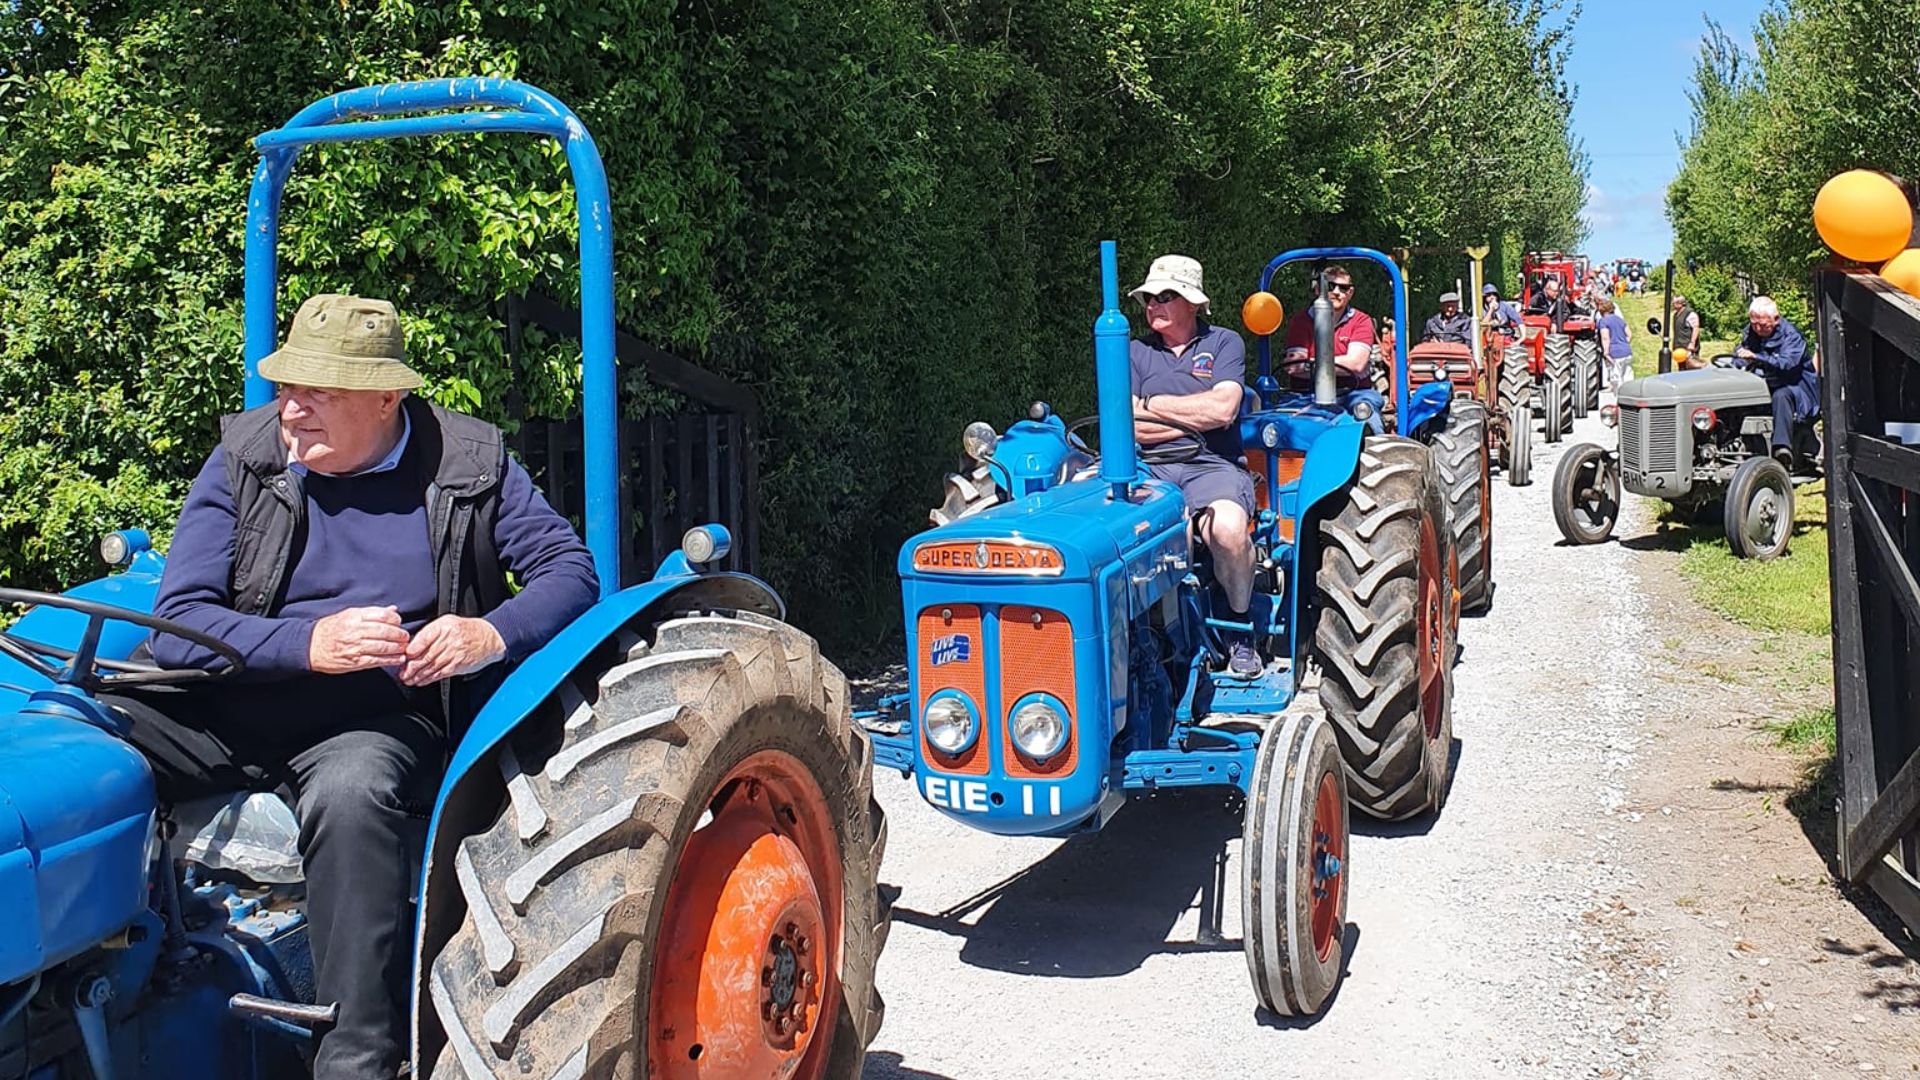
[[650, 750, 844, 1079], [1416, 516, 1445, 741], [1310, 770, 1345, 963]]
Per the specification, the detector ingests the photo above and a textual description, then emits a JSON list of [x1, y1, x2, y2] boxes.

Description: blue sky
[[1566, 0, 1773, 262]]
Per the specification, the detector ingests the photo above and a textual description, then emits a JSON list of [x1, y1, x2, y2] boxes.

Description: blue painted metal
[[1258, 246, 1412, 423], [243, 77, 622, 597], [1093, 240, 1137, 498], [1402, 379, 1455, 439]]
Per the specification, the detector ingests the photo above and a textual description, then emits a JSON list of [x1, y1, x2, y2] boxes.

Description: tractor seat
[[170, 791, 304, 885]]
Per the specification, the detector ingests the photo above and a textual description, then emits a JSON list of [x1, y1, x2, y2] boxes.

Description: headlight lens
[[962, 421, 998, 461], [99, 532, 131, 567], [924, 695, 977, 754], [1601, 404, 1619, 428], [1010, 697, 1069, 760], [1690, 406, 1716, 432], [1352, 399, 1376, 421]]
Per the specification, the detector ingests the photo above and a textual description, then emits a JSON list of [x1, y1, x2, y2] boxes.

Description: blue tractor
[[862, 242, 1460, 1016], [0, 80, 887, 1080]]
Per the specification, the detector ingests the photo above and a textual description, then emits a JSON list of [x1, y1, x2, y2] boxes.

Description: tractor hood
[[900, 474, 1187, 582], [0, 709, 157, 984], [1618, 368, 1772, 410]]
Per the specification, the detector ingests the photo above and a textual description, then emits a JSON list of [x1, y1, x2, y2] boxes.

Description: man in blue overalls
[[1127, 254, 1260, 676], [1734, 295, 1821, 470]]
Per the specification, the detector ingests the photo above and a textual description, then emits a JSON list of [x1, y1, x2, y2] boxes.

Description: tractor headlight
[[923, 694, 978, 755], [1259, 422, 1281, 449], [1690, 406, 1716, 432], [1601, 404, 1618, 428], [1352, 399, 1376, 422], [1010, 696, 1069, 761], [962, 421, 998, 462]]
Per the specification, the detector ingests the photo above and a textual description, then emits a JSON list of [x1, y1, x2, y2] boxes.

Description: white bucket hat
[[1130, 254, 1210, 311]]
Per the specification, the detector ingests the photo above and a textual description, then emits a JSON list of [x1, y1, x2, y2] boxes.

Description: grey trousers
[[106, 674, 442, 1080]]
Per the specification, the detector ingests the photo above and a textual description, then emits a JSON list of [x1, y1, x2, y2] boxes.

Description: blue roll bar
[[1257, 246, 1411, 423], [243, 78, 621, 597]]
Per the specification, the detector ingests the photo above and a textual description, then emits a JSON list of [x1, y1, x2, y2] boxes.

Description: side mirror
[[1645, 317, 1663, 335]]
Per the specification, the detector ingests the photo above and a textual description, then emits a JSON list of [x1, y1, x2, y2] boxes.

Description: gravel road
[[861, 407, 1676, 1079]]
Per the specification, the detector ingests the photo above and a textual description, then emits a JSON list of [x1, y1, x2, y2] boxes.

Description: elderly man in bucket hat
[[102, 293, 598, 1078], [1127, 254, 1262, 677]]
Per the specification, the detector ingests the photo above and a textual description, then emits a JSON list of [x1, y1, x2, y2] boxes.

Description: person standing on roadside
[[1595, 297, 1634, 389], [1673, 295, 1704, 368]]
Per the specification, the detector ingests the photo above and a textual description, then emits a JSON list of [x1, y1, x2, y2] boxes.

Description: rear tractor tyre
[[1313, 436, 1455, 821], [426, 611, 889, 1080], [1506, 402, 1534, 487], [1496, 344, 1531, 418], [1550, 442, 1620, 545], [1430, 401, 1493, 614], [1243, 713, 1348, 1017], [1724, 456, 1794, 560]]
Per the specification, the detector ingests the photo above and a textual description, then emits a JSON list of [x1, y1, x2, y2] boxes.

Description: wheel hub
[[1310, 771, 1346, 963]]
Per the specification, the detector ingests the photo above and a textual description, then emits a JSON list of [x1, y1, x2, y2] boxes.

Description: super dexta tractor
[[0, 80, 886, 1080], [862, 242, 1462, 1015]]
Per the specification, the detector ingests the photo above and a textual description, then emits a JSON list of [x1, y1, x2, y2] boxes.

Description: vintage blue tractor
[[0, 79, 886, 1080], [861, 242, 1460, 1016]]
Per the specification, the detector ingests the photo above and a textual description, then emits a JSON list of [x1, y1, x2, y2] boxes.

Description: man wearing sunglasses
[[1280, 265, 1377, 386], [1127, 254, 1262, 677]]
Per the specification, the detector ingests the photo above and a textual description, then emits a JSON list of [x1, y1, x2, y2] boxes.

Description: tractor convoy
[[0, 72, 1819, 1080]]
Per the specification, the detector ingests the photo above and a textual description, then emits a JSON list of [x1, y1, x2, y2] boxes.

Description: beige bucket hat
[[259, 294, 423, 391], [1130, 254, 1210, 311]]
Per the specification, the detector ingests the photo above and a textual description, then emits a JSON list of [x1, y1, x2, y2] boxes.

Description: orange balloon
[[1242, 291, 1285, 336], [1881, 248, 1920, 296], [1673, 347, 1692, 366], [1814, 170, 1914, 262]]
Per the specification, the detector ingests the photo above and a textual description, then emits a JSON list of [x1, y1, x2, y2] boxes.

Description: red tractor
[[1496, 253, 1603, 457]]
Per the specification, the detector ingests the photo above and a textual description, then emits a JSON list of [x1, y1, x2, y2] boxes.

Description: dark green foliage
[[1, 0, 1584, 649], [1670, 4, 1920, 329]]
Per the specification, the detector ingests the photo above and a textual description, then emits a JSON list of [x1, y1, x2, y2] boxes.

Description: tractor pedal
[[229, 993, 338, 1029]]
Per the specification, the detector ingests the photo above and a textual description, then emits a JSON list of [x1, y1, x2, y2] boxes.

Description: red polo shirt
[[1283, 306, 1377, 387]]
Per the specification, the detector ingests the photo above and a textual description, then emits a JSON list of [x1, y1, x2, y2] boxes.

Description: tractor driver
[[1483, 283, 1524, 337], [1280, 264, 1378, 388], [1422, 291, 1473, 344], [1127, 254, 1262, 678], [1734, 295, 1821, 470], [103, 295, 599, 1079], [1527, 272, 1576, 330]]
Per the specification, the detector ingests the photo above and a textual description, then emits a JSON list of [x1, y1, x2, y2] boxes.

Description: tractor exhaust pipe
[[1311, 270, 1339, 406], [1095, 240, 1137, 498]]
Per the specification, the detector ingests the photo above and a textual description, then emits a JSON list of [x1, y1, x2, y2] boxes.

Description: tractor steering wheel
[[0, 587, 245, 695], [1711, 353, 1738, 370], [1066, 413, 1209, 466]]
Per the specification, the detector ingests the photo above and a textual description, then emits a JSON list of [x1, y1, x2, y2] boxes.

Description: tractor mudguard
[[1402, 381, 1454, 440], [1295, 417, 1367, 514]]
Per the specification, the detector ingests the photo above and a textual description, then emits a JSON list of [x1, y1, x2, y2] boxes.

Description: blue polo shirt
[[1130, 321, 1247, 466]]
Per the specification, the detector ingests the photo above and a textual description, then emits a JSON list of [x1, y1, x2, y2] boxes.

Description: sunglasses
[[1324, 281, 1355, 294], [1143, 290, 1185, 305]]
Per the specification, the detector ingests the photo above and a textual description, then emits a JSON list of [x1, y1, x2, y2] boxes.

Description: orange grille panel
[[917, 605, 988, 775], [997, 606, 1078, 778], [1273, 451, 1305, 542]]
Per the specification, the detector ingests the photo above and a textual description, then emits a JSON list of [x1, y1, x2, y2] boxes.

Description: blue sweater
[[151, 437, 598, 680]]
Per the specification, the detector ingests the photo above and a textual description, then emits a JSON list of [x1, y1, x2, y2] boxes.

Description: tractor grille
[[1618, 405, 1678, 475]]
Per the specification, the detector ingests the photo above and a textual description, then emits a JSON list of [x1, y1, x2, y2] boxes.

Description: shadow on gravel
[[1349, 737, 1463, 839], [1782, 754, 1920, 987], [863, 1051, 964, 1080], [889, 790, 1245, 978]]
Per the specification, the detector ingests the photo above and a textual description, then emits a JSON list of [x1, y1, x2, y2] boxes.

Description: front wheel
[[1541, 377, 1567, 444], [1724, 456, 1794, 560], [425, 611, 888, 1080], [1242, 712, 1348, 1017], [1551, 443, 1620, 545], [1505, 402, 1533, 487]]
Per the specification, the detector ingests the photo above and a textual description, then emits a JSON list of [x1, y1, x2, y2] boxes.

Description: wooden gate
[[500, 293, 761, 584], [1816, 268, 1920, 931]]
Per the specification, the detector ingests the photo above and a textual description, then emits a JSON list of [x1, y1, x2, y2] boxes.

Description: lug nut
[[795, 935, 810, 955]]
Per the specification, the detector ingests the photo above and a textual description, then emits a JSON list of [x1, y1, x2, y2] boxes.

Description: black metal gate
[[501, 293, 760, 584], [1816, 268, 1920, 931]]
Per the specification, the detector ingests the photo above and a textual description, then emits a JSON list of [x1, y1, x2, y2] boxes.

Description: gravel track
[[862, 408, 1670, 1079]]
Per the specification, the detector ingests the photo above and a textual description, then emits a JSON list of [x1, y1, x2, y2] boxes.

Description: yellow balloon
[[1814, 170, 1914, 262], [1881, 248, 1920, 296]]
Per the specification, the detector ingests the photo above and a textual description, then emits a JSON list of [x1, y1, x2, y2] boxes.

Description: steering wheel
[[0, 587, 245, 694], [1711, 353, 1738, 369], [1066, 413, 1209, 466]]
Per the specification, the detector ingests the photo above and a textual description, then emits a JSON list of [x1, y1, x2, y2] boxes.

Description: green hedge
[[1670, 3, 1920, 333], [1, 0, 1585, 652]]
